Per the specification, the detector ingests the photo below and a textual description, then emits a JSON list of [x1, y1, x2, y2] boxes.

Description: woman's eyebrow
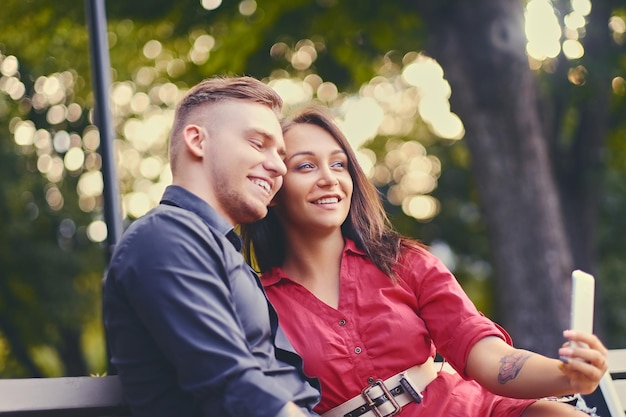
[[285, 149, 346, 163], [284, 150, 314, 163]]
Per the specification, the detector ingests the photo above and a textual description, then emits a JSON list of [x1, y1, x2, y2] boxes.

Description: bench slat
[[0, 376, 130, 416], [613, 380, 626, 407], [0, 349, 623, 416], [588, 348, 625, 417], [608, 349, 626, 374]]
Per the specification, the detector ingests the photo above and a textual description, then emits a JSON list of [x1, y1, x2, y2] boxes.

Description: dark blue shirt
[[103, 185, 320, 417]]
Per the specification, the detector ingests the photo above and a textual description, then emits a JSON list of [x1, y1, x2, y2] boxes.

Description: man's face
[[202, 100, 286, 225]]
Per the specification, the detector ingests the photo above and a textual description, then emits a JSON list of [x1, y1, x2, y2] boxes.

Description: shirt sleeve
[[398, 246, 510, 379], [108, 209, 294, 417]]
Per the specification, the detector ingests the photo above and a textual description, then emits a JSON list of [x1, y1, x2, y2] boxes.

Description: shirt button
[[367, 377, 375, 384], [354, 347, 362, 354], [339, 319, 346, 326]]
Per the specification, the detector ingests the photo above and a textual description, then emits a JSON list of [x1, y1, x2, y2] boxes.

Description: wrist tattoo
[[498, 351, 532, 384]]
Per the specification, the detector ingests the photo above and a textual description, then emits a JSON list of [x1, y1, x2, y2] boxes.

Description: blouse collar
[[261, 238, 366, 287]]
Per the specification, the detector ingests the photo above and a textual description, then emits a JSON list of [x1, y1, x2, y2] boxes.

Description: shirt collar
[[160, 185, 242, 251], [344, 238, 366, 256], [261, 238, 366, 287]]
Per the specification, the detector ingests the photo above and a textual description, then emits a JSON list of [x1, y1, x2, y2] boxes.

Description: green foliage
[[1, 0, 625, 376], [0, 107, 105, 376], [598, 124, 626, 348]]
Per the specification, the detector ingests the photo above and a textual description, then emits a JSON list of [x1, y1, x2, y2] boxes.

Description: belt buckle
[[361, 379, 401, 417]]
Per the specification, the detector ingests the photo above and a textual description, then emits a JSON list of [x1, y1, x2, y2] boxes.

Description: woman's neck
[[280, 229, 345, 308]]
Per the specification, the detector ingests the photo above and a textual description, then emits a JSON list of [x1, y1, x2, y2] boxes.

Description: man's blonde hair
[[169, 76, 283, 172]]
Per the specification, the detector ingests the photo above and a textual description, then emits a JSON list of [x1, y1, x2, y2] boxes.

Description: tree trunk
[[549, 0, 613, 340], [58, 327, 89, 377], [0, 316, 44, 377], [416, 0, 573, 354]]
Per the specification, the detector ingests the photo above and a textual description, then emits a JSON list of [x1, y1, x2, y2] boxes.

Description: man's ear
[[182, 124, 206, 158]]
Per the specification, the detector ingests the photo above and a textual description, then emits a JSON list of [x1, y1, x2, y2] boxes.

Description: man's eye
[[249, 139, 263, 149]]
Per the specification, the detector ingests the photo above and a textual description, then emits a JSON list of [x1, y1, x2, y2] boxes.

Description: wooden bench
[[0, 375, 129, 416], [0, 349, 624, 416], [582, 348, 626, 417]]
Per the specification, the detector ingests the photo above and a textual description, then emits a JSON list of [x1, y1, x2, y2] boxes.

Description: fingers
[[558, 330, 608, 394], [558, 358, 606, 395], [563, 330, 608, 353]]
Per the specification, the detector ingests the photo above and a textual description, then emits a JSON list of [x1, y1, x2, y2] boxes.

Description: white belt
[[322, 357, 437, 417]]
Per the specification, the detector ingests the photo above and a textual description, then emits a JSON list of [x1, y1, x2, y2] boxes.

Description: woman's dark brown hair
[[241, 106, 420, 280]]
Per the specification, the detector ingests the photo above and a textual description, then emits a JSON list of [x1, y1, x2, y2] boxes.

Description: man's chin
[[237, 205, 268, 225]]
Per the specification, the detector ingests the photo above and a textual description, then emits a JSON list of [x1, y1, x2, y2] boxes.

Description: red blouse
[[261, 239, 535, 417]]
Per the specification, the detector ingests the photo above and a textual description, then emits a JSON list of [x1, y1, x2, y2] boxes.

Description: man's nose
[[266, 150, 287, 176]]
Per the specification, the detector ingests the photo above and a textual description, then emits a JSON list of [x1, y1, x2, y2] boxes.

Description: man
[[103, 76, 320, 417]]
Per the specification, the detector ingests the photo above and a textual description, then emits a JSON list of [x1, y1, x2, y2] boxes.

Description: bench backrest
[[602, 348, 626, 416], [0, 375, 130, 416]]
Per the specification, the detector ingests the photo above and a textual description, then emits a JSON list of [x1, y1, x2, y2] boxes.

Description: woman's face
[[272, 123, 353, 235]]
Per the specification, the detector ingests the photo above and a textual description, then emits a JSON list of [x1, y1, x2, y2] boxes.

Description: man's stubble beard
[[215, 175, 267, 225]]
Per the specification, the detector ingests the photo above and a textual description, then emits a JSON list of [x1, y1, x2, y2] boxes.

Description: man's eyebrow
[[246, 127, 287, 156], [246, 127, 274, 139], [246, 127, 282, 144]]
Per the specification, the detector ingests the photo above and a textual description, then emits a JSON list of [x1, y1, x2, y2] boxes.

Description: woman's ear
[[182, 124, 207, 158]]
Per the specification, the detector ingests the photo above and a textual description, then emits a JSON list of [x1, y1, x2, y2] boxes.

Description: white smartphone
[[569, 269, 595, 349]]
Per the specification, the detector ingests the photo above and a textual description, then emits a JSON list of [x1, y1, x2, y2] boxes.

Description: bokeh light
[[524, 0, 606, 67], [239, 0, 257, 16], [200, 0, 222, 11], [77, 171, 104, 198], [572, 0, 591, 16], [0, 55, 19, 76], [612, 77, 626, 95], [64, 148, 85, 172], [525, 0, 561, 60], [143, 40, 163, 60], [402, 195, 440, 222], [563, 39, 585, 59], [86, 220, 107, 243], [13, 120, 36, 146], [270, 78, 313, 107], [339, 96, 385, 149], [609, 16, 626, 43]]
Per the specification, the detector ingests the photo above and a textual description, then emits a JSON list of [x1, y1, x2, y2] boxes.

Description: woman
[[241, 106, 607, 417]]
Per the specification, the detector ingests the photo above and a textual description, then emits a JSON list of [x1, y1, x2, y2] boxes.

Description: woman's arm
[[465, 331, 608, 399]]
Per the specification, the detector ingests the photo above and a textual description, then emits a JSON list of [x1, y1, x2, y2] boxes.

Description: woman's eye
[[296, 162, 314, 170], [331, 161, 346, 169]]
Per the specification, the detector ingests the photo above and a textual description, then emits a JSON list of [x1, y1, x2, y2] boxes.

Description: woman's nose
[[317, 170, 338, 187]]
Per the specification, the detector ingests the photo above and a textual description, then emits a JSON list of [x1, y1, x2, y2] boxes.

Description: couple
[[103, 75, 608, 417]]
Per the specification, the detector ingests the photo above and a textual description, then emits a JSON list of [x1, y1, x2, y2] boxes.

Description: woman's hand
[[557, 330, 608, 395]]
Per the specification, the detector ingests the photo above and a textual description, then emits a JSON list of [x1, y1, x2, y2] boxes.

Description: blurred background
[[0, 0, 625, 378]]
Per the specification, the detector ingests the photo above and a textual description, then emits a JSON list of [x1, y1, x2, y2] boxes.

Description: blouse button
[[339, 319, 346, 326], [354, 347, 362, 354], [367, 377, 375, 384]]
